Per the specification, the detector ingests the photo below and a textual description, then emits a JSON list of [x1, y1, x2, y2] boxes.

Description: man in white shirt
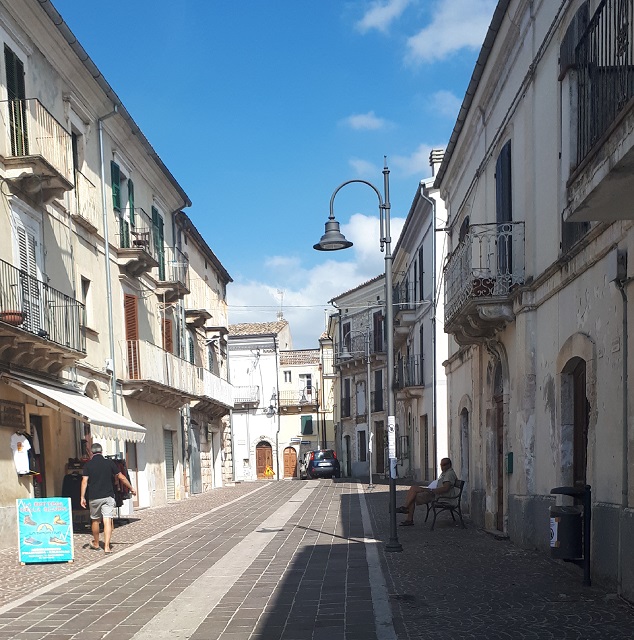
[[396, 458, 460, 526]]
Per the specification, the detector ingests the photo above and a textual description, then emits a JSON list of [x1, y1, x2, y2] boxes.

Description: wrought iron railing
[[576, 0, 634, 165], [0, 258, 85, 352], [71, 170, 100, 229], [0, 98, 72, 182], [444, 222, 525, 325], [395, 355, 424, 389], [393, 278, 416, 312], [233, 385, 260, 404], [116, 207, 157, 260], [336, 329, 384, 364], [158, 246, 189, 289]]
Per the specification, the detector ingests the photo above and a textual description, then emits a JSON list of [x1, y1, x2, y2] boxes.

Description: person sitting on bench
[[396, 458, 460, 526]]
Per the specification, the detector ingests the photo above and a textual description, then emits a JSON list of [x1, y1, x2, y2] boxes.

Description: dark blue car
[[303, 449, 341, 479]]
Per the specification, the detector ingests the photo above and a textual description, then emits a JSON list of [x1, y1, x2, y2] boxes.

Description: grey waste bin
[[549, 505, 582, 559]]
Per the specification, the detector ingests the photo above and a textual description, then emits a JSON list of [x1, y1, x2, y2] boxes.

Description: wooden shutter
[[152, 206, 165, 280], [188, 333, 195, 364], [16, 221, 41, 332], [5, 45, 27, 156], [128, 179, 135, 227], [162, 318, 173, 353], [111, 161, 121, 211], [124, 294, 140, 379]]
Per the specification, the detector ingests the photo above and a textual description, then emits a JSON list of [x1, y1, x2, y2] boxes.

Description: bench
[[425, 479, 466, 530]]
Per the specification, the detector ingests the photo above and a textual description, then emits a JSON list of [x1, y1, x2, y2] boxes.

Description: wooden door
[[495, 396, 504, 531], [124, 294, 140, 379], [572, 360, 588, 486], [256, 442, 273, 479], [283, 447, 297, 478], [375, 421, 385, 474]]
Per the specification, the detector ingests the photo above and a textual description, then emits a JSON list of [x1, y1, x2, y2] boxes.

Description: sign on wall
[[16, 498, 74, 564]]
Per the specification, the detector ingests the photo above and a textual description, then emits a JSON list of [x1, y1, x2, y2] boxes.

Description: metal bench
[[425, 479, 466, 530]]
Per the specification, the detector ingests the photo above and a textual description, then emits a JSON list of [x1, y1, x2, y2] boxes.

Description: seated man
[[396, 458, 460, 526]]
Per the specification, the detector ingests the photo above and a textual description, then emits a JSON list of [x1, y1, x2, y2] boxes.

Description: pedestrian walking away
[[396, 457, 460, 525], [80, 442, 136, 553]]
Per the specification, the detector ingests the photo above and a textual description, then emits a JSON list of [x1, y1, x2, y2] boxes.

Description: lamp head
[[313, 217, 353, 251]]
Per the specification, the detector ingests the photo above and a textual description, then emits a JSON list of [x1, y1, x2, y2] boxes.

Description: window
[[152, 205, 165, 280], [162, 318, 173, 353], [284, 371, 292, 383], [4, 45, 27, 157], [373, 370, 383, 411], [207, 345, 215, 372], [418, 245, 424, 300], [80, 277, 91, 328], [188, 332, 195, 364], [342, 378, 351, 418], [358, 429, 367, 462], [495, 141, 513, 275], [356, 381, 366, 416], [301, 415, 313, 435], [373, 311, 383, 352]]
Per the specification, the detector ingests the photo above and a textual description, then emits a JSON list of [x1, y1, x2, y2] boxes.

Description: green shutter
[[152, 206, 165, 280], [5, 45, 28, 156], [301, 416, 313, 435], [111, 162, 121, 211], [128, 179, 135, 227]]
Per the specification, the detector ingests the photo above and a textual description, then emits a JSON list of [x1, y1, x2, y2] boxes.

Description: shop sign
[[0, 400, 25, 430], [16, 498, 74, 564]]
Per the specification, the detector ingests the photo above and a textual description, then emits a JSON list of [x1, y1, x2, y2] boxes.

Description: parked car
[[302, 449, 341, 479]]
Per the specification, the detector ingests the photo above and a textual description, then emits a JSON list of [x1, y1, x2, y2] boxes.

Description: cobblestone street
[[0, 480, 632, 639]]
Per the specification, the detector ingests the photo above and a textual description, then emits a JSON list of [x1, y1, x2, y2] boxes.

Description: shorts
[[89, 496, 116, 520]]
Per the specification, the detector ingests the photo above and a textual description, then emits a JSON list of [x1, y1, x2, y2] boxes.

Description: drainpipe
[[615, 272, 631, 596], [419, 188, 438, 472], [274, 336, 281, 480], [98, 105, 118, 416]]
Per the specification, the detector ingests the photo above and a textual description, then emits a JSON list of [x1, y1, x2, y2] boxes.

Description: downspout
[[616, 275, 631, 596], [419, 188, 438, 473], [98, 105, 118, 416], [274, 336, 281, 480]]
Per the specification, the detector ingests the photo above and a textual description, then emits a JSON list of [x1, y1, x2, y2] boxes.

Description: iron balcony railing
[[196, 367, 234, 408], [393, 279, 416, 312], [279, 386, 318, 407], [158, 246, 189, 289], [444, 222, 525, 325], [336, 329, 384, 364], [233, 385, 260, 404], [576, 0, 634, 165], [70, 170, 100, 229], [122, 339, 198, 396], [395, 355, 424, 389], [117, 207, 157, 259], [0, 98, 72, 183], [0, 258, 85, 352]]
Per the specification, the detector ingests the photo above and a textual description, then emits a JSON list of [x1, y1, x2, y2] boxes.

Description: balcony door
[[124, 294, 140, 379], [12, 209, 43, 333], [5, 45, 28, 157], [495, 140, 513, 278]]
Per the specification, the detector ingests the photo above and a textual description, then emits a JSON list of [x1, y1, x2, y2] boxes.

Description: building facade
[[437, 0, 633, 596]]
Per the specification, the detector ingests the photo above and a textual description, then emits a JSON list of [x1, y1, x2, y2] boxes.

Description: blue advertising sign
[[16, 498, 74, 564]]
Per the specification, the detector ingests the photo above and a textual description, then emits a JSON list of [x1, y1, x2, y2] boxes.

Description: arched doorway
[[256, 441, 273, 479], [283, 446, 297, 478]]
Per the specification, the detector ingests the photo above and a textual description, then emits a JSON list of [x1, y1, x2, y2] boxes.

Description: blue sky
[[52, 0, 496, 348]]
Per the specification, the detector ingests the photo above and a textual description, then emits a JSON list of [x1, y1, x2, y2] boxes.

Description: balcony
[[395, 355, 424, 398], [155, 246, 190, 303], [70, 170, 100, 233], [185, 308, 211, 329], [393, 278, 417, 330], [120, 339, 198, 409], [194, 368, 233, 417], [335, 330, 385, 368], [279, 387, 318, 412], [444, 222, 525, 345], [116, 208, 159, 277], [233, 385, 260, 408], [565, 0, 634, 222], [0, 258, 85, 374], [0, 98, 73, 203]]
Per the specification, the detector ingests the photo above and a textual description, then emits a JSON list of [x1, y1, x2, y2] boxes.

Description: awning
[[6, 378, 146, 443]]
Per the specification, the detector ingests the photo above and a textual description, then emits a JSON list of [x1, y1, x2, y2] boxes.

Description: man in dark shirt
[[80, 443, 136, 553]]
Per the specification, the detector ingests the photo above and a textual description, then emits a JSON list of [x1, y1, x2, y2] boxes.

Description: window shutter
[[111, 161, 121, 211], [188, 334, 195, 364], [152, 206, 165, 280], [301, 415, 313, 435], [128, 179, 135, 227], [5, 45, 27, 156], [124, 294, 140, 379]]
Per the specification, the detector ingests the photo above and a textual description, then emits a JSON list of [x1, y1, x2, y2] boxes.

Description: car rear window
[[314, 450, 335, 460]]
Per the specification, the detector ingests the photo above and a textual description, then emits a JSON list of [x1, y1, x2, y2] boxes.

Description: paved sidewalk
[[0, 479, 632, 639]]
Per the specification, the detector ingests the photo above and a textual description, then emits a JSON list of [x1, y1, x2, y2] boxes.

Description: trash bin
[[549, 505, 582, 559]]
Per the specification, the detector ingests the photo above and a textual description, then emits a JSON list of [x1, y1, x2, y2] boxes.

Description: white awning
[[7, 378, 146, 443]]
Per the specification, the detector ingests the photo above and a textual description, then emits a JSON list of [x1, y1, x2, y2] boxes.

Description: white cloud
[[349, 157, 379, 178], [228, 214, 406, 349], [341, 111, 391, 131], [430, 90, 462, 118], [356, 0, 413, 34], [406, 0, 496, 64], [391, 143, 434, 177]]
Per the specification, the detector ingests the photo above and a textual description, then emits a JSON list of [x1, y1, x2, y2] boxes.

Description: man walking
[[80, 443, 136, 553]]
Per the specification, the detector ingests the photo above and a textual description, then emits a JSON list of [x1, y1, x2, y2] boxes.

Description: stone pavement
[[0, 479, 632, 639]]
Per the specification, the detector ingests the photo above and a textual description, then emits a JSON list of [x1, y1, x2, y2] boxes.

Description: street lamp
[[340, 327, 374, 489], [314, 158, 402, 553]]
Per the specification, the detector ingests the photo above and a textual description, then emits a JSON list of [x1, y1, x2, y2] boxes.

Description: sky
[[52, 0, 497, 349]]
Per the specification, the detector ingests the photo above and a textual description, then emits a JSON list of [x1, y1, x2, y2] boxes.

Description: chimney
[[429, 148, 445, 177]]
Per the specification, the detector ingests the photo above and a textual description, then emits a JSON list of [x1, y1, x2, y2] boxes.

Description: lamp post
[[314, 158, 402, 552], [340, 327, 373, 489]]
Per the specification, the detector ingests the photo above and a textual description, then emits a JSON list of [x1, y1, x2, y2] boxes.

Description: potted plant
[[0, 310, 25, 326]]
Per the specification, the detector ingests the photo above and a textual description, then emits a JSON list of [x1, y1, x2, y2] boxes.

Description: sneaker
[[23, 537, 42, 545], [53, 515, 67, 525], [49, 537, 67, 545]]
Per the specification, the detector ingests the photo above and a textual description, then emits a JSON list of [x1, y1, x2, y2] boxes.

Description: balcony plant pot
[[0, 310, 25, 326]]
